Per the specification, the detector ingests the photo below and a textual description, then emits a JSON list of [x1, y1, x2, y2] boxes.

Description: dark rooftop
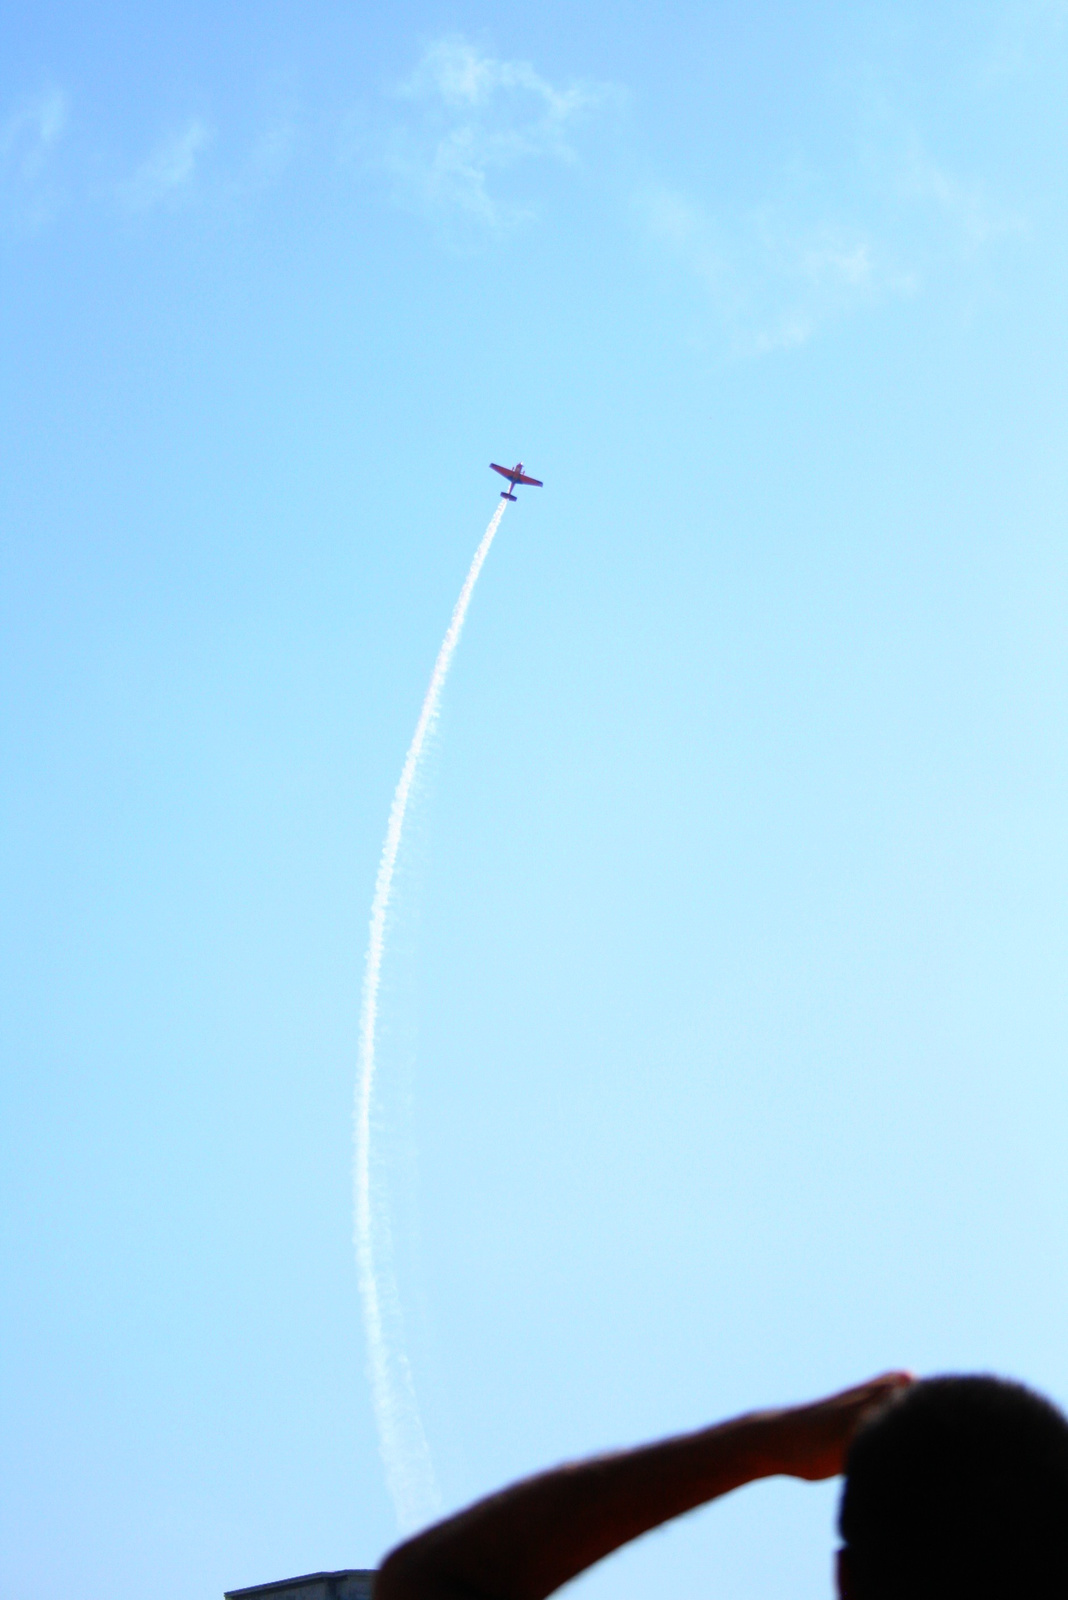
[[225, 1569, 375, 1600]]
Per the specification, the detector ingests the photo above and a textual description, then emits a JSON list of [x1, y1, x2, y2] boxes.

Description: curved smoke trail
[[355, 498, 507, 1531]]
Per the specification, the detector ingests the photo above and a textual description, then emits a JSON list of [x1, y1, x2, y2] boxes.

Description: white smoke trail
[[355, 498, 508, 1531]]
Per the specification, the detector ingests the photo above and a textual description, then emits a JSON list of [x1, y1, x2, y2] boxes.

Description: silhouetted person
[[377, 1372, 1068, 1600]]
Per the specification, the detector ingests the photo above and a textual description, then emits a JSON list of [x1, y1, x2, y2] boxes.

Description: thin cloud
[[247, 118, 297, 185], [639, 186, 915, 356], [634, 2, 1048, 361], [637, 109, 1022, 358], [379, 36, 620, 225], [0, 87, 68, 230], [973, 0, 1068, 88], [2, 89, 298, 233], [1, 87, 67, 177], [118, 120, 212, 211], [897, 140, 1023, 250]]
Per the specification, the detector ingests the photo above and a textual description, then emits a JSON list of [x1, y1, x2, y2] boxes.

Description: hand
[[753, 1371, 915, 1482]]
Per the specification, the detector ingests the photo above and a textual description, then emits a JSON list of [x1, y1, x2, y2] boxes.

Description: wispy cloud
[[118, 119, 212, 211], [897, 140, 1023, 250], [639, 186, 917, 355], [973, 0, 1068, 87], [1, 87, 67, 178], [0, 86, 300, 236], [377, 36, 620, 225], [0, 87, 68, 231], [637, 99, 1032, 359], [247, 118, 298, 186]]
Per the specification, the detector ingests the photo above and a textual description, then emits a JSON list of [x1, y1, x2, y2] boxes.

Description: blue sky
[[5, 3, 1068, 1597]]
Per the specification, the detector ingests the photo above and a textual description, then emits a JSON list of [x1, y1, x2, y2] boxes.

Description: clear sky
[[4, 3, 1068, 1597]]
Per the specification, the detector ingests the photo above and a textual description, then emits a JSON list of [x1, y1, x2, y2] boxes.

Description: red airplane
[[490, 461, 543, 502]]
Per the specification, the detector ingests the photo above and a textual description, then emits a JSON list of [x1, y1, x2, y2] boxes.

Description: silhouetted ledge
[[225, 1569, 376, 1600]]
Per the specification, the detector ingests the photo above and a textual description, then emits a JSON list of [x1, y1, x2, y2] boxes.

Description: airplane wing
[[515, 473, 543, 487], [489, 463, 515, 480]]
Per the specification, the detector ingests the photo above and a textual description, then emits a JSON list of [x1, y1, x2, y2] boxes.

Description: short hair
[[838, 1375, 1068, 1600]]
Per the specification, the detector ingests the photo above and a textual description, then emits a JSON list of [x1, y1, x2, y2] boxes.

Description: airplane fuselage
[[490, 460, 543, 501]]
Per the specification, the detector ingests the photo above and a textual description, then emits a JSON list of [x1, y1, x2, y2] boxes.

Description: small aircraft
[[490, 461, 543, 502]]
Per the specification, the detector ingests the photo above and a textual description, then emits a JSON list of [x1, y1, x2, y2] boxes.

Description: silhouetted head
[[839, 1375, 1068, 1600]]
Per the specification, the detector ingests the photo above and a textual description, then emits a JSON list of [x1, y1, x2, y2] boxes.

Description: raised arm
[[376, 1372, 912, 1600]]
